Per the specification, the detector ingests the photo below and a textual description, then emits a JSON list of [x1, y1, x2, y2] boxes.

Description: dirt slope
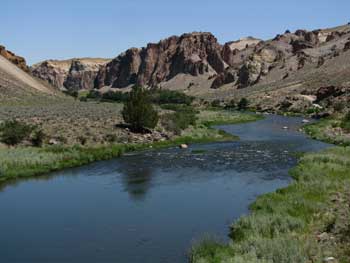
[[0, 55, 54, 94]]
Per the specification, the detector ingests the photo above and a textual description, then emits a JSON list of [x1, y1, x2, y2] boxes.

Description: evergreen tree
[[122, 86, 159, 132]]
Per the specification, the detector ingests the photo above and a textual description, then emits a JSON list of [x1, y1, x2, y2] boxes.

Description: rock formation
[[95, 32, 227, 89], [0, 45, 30, 72], [31, 58, 110, 90], [30, 23, 350, 111]]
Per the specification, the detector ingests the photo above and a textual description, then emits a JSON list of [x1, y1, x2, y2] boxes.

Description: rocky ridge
[[0, 45, 30, 72], [30, 24, 350, 113]]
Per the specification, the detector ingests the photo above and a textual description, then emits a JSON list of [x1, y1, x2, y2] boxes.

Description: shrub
[[122, 86, 159, 132], [238, 98, 249, 110], [341, 111, 350, 132], [151, 89, 194, 105], [86, 90, 102, 99], [31, 128, 46, 147], [77, 136, 87, 145], [64, 90, 78, 99], [162, 109, 197, 135], [225, 99, 236, 110], [334, 101, 346, 112], [211, 99, 221, 108], [0, 120, 34, 146], [101, 91, 128, 102]]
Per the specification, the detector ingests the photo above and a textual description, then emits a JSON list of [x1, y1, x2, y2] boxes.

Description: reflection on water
[[0, 115, 330, 263], [121, 165, 154, 201]]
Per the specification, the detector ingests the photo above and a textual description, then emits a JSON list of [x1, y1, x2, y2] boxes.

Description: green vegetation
[[122, 86, 159, 131], [0, 120, 34, 146], [0, 131, 232, 183], [238, 98, 249, 111], [0, 109, 261, 183], [30, 128, 46, 147], [190, 146, 350, 263], [63, 90, 79, 99], [197, 109, 262, 127], [304, 118, 350, 146], [101, 90, 129, 102], [224, 99, 236, 110], [83, 88, 194, 106], [191, 115, 350, 263], [151, 88, 194, 105], [161, 105, 198, 135], [340, 111, 350, 132]]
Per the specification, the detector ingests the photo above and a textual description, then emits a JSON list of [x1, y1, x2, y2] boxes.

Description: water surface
[[0, 115, 329, 263]]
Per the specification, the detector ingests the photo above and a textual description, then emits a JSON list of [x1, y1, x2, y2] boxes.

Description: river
[[0, 115, 330, 263]]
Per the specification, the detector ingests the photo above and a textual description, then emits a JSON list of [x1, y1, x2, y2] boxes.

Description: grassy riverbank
[[304, 118, 350, 146], [190, 118, 350, 263], [0, 110, 260, 183]]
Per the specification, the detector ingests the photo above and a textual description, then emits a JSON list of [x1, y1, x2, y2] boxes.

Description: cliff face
[[30, 24, 350, 113], [31, 58, 110, 90], [95, 32, 227, 89], [0, 45, 30, 72]]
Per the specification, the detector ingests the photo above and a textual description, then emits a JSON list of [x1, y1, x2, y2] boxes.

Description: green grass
[[0, 137, 218, 183], [197, 110, 263, 127], [0, 110, 259, 183], [304, 118, 350, 146], [190, 145, 350, 263]]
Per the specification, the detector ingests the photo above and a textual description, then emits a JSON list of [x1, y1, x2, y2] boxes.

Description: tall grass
[[304, 118, 350, 146], [190, 147, 350, 263]]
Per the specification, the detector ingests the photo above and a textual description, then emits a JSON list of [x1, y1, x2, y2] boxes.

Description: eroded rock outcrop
[[95, 32, 226, 89], [64, 59, 109, 91], [31, 58, 109, 90], [0, 45, 30, 72]]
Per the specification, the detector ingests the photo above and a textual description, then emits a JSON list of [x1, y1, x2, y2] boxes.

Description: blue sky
[[2, 0, 349, 65]]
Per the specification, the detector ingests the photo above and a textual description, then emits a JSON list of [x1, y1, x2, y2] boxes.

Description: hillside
[[0, 51, 58, 103], [29, 24, 350, 113]]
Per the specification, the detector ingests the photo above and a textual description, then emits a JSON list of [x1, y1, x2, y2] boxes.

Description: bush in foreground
[[122, 86, 159, 132]]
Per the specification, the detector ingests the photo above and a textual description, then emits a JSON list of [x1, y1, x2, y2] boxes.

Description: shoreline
[[0, 112, 261, 184], [191, 119, 350, 263]]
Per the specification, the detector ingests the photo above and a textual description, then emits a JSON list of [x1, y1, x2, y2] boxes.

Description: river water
[[0, 115, 330, 263]]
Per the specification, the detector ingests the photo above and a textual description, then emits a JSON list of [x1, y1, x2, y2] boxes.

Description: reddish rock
[[0, 45, 30, 72], [95, 32, 226, 89]]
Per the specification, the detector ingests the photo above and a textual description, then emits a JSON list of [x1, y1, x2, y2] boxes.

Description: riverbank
[[0, 110, 260, 183], [190, 119, 350, 263]]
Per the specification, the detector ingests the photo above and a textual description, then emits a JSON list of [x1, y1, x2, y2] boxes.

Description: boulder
[[179, 144, 188, 149]]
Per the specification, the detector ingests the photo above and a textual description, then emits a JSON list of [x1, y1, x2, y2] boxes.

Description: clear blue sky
[[2, 0, 349, 65]]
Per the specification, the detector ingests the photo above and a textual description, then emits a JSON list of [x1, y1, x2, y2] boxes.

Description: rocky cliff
[[30, 24, 350, 113], [31, 58, 110, 90], [95, 32, 227, 89], [0, 45, 30, 72]]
